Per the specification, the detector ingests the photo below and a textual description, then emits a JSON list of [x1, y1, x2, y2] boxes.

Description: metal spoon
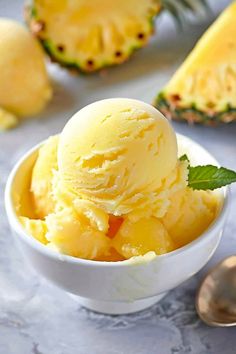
[[196, 256, 236, 327]]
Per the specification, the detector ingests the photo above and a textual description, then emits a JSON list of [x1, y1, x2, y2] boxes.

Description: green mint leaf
[[188, 165, 236, 190], [179, 154, 190, 162]]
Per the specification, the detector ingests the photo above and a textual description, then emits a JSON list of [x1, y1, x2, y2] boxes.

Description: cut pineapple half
[[155, 2, 236, 124], [27, 0, 160, 72]]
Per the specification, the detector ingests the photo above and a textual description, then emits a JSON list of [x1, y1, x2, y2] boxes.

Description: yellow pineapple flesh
[[27, 0, 160, 72], [155, 2, 236, 124]]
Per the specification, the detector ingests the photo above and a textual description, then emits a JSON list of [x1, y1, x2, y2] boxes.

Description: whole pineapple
[[26, 0, 207, 73]]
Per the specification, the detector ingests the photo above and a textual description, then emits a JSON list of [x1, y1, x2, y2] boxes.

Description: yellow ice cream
[[58, 98, 178, 216], [162, 188, 217, 248], [18, 99, 218, 261], [19, 217, 48, 245], [31, 135, 59, 219], [51, 170, 109, 233], [45, 207, 111, 260], [0, 19, 52, 128], [112, 217, 175, 258]]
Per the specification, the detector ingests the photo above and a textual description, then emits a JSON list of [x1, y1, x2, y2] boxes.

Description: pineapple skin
[[155, 93, 236, 125], [154, 2, 236, 125], [26, 1, 161, 73]]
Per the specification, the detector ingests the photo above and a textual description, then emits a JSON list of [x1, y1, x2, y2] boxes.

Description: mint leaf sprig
[[179, 155, 236, 190]]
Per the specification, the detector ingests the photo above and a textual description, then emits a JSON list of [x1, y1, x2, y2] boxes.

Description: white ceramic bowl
[[5, 134, 229, 314]]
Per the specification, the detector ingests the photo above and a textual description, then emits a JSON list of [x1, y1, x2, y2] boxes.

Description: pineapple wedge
[[155, 2, 236, 124]]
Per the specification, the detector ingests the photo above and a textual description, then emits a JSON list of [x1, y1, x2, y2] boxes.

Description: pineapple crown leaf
[[179, 155, 236, 190], [161, 0, 209, 26]]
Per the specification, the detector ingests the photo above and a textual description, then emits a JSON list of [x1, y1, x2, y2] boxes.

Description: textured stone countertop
[[1, 1, 236, 353]]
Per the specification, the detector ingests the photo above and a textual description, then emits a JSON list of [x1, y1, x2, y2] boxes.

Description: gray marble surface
[[1, 1, 236, 353]]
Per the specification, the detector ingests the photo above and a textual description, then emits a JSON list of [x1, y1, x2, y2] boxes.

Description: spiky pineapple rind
[[41, 39, 141, 75], [155, 92, 236, 125]]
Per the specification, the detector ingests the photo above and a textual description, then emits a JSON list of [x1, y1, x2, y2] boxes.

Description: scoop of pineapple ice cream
[[112, 216, 174, 259], [31, 135, 59, 219], [0, 18, 52, 122], [45, 206, 111, 260], [162, 188, 217, 247], [58, 98, 178, 216]]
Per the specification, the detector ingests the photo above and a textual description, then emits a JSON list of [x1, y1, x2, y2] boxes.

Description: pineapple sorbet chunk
[[112, 217, 175, 259], [45, 207, 111, 260], [20, 217, 48, 245], [162, 188, 217, 247]]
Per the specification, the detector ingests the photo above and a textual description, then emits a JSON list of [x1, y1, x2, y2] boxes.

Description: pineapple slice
[[155, 2, 236, 124], [27, 0, 160, 72]]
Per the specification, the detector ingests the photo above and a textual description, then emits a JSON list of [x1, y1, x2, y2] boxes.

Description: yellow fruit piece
[[28, 0, 160, 72], [155, 2, 236, 123], [0, 107, 18, 130], [166, 1, 236, 110], [162, 188, 217, 247], [79, 25, 103, 56], [34, 0, 67, 12], [31, 135, 59, 219], [0, 19, 52, 118], [112, 217, 174, 259], [45, 207, 111, 260], [20, 216, 48, 244]]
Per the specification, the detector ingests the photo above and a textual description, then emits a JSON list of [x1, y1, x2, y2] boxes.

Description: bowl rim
[[5, 133, 229, 268]]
